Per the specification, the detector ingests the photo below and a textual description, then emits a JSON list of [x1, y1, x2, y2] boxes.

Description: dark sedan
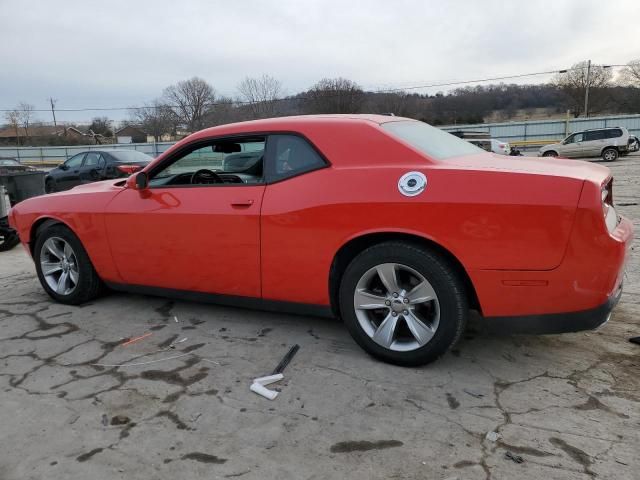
[[45, 150, 152, 193], [0, 158, 39, 174]]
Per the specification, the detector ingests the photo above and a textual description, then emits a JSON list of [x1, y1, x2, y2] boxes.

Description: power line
[[0, 63, 628, 113]]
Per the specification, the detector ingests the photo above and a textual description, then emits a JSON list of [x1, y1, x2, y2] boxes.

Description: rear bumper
[[469, 214, 633, 317], [482, 281, 623, 334]]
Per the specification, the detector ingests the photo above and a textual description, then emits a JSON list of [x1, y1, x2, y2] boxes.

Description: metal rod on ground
[[272, 344, 300, 375]]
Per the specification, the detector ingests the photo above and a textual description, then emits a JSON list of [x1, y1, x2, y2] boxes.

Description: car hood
[[540, 142, 562, 151], [66, 178, 126, 193], [444, 152, 610, 184]]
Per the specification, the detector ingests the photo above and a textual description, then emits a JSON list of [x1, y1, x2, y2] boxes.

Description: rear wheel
[[543, 151, 558, 157], [339, 242, 468, 366], [602, 148, 618, 162], [34, 224, 103, 304]]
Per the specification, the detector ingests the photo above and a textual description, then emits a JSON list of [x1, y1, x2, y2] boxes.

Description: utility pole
[[49, 97, 57, 128], [583, 60, 591, 118]]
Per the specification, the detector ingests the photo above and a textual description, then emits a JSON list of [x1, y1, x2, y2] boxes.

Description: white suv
[[538, 127, 630, 161]]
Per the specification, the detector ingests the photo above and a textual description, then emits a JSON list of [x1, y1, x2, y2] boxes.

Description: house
[[115, 125, 147, 144], [0, 125, 87, 145]]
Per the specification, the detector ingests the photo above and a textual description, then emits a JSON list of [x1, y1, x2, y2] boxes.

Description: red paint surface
[[9, 115, 633, 318]]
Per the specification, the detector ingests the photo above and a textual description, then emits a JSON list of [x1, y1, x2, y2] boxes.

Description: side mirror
[[59, 164, 69, 170], [136, 172, 148, 190], [127, 172, 148, 190]]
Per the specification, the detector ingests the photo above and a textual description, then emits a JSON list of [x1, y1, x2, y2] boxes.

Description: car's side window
[[83, 152, 101, 167], [65, 153, 85, 168], [585, 130, 607, 141], [606, 129, 623, 139], [265, 134, 327, 182], [149, 137, 266, 187], [97, 154, 106, 169]]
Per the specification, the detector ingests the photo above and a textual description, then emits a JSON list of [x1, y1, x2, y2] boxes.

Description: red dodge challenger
[[8, 115, 633, 365]]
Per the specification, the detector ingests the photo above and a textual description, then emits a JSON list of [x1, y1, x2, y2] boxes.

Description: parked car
[[9, 115, 632, 366], [628, 135, 639, 153], [538, 127, 630, 161], [0, 158, 39, 174], [45, 150, 152, 193], [468, 138, 511, 155]]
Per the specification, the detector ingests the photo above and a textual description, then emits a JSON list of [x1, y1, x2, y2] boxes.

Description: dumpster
[[0, 170, 46, 205]]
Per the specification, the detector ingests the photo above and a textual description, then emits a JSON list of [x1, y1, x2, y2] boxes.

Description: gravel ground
[[0, 154, 638, 480]]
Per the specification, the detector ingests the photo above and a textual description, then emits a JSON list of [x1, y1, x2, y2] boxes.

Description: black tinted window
[[606, 128, 623, 138], [584, 130, 606, 141], [267, 135, 326, 181]]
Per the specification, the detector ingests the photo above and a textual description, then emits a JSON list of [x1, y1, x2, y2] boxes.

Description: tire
[[339, 242, 468, 366], [0, 229, 20, 252], [542, 151, 558, 157], [602, 148, 618, 162], [45, 178, 55, 193], [34, 224, 103, 304]]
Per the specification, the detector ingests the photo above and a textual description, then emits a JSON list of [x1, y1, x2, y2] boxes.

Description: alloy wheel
[[353, 263, 440, 352], [40, 236, 79, 295]]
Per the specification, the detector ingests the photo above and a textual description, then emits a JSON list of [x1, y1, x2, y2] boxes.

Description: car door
[[559, 133, 584, 158], [104, 136, 266, 298], [582, 130, 606, 157], [78, 152, 105, 183], [57, 153, 85, 190], [260, 134, 330, 304]]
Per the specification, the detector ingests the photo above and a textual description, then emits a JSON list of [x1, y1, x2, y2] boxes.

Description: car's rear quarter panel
[[261, 123, 584, 309]]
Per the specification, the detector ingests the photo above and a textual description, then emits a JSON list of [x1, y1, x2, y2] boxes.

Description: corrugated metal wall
[[0, 142, 175, 163], [441, 114, 640, 143]]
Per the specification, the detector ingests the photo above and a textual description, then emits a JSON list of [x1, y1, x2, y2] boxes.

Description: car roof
[[578, 127, 626, 132], [190, 114, 411, 139]]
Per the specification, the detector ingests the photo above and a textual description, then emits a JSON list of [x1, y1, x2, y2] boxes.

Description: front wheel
[[542, 151, 558, 157], [339, 242, 468, 366], [602, 148, 618, 162], [34, 224, 103, 304]]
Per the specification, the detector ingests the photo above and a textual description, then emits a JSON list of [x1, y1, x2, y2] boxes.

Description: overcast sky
[[1, 0, 639, 123]]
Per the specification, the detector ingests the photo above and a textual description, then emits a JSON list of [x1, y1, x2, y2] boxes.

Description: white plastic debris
[[250, 373, 284, 400], [485, 431, 501, 442]]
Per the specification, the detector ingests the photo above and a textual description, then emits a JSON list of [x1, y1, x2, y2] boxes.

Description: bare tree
[[619, 59, 640, 86], [553, 61, 613, 116], [88, 116, 113, 137], [237, 74, 283, 118], [4, 110, 21, 145], [131, 100, 178, 141], [163, 77, 215, 132], [202, 96, 241, 127], [303, 77, 364, 114], [18, 102, 36, 140]]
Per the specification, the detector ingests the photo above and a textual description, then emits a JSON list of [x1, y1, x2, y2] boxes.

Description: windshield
[[109, 150, 153, 163], [381, 120, 483, 160]]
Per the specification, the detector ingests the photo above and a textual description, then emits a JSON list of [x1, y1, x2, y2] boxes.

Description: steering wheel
[[191, 169, 224, 185]]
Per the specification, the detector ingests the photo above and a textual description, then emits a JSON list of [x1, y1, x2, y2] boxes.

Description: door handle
[[231, 199, 254, 207]]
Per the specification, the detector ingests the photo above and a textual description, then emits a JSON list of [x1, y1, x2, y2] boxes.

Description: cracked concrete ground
[[0, 155, 638, 480]]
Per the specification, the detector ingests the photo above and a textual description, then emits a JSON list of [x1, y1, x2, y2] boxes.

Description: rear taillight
[[601, 178, 618, 231], [116, 165, 142, 175]]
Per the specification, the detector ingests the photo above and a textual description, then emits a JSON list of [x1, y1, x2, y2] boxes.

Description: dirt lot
[[1, 155, 638, 480]]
